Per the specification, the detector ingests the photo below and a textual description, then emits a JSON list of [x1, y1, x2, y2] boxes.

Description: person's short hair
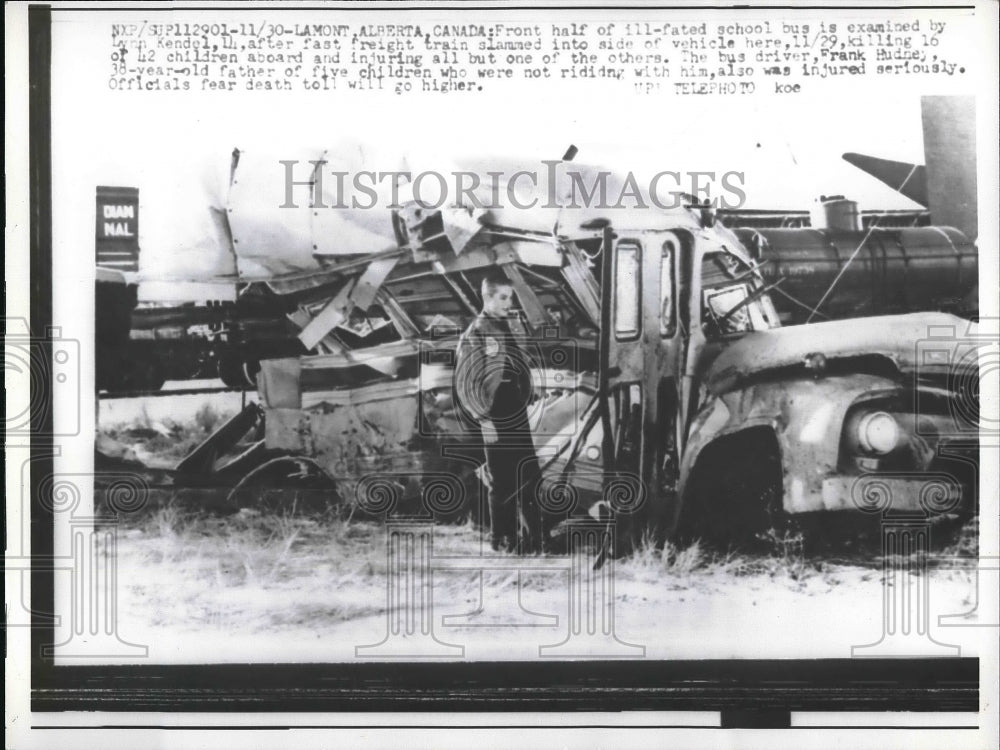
[[481, 268, 513, 297]]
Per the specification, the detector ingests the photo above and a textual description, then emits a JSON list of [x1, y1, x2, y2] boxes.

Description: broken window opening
[[614, 241, 641, 341], [660, 240, 676, 337], [701, 252, 780, 337]]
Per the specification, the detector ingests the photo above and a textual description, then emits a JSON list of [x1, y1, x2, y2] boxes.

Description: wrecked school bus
[[174, 151, 979, 550]]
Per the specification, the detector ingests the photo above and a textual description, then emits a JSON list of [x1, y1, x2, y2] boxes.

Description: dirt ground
[[103, 506, 982, 663], [93, 391, 984, 664]]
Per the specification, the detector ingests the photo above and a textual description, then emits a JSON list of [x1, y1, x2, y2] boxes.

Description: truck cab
[[544, 216, 977, 550]]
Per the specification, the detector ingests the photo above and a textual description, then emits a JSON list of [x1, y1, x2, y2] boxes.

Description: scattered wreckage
[[139, 150, 982, 552], [95, 189, 977, 391]]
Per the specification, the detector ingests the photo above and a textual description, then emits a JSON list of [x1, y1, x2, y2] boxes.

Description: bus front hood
[[705, 312, 973, 394]]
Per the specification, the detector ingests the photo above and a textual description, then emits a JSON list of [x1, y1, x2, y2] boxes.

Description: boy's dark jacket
[[454, 312, 533, 423]]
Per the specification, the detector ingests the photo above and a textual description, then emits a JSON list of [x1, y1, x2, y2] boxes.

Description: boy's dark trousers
[[484, 383, 543, 554]]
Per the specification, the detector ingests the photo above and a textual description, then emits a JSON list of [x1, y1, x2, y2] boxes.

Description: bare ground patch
[[100, 400, 981, 662], [110, 501, 980, 662]]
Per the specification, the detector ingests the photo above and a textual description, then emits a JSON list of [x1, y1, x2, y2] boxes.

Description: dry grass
[[121, 499, 967, 637], [111, 501, 979, 662], [615, 525, 868, 597], [119, 501, 389, 632], [104, 400, 981, 659], [941, 515, 979, 558], [109, 411, 980, 638]]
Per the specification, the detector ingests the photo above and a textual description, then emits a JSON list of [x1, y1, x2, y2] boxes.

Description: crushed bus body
[[160, 153, 979, 552]]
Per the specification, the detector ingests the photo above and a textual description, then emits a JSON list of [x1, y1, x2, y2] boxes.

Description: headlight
[[856, 411, 899, 455]]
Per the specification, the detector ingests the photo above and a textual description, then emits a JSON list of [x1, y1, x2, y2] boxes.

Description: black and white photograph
[[5, 2, 999, 748]]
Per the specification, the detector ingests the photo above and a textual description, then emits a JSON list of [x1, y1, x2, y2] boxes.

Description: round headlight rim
[[856, 410, 900, 456]]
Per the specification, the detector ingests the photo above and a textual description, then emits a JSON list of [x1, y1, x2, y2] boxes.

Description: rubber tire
[[680, 445, 784, 552], [226, 457, 340, 516], [217, 352, 246, 389]]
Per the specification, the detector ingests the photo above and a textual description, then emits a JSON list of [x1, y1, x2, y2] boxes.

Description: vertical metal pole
[[598, 227, 616, 470]]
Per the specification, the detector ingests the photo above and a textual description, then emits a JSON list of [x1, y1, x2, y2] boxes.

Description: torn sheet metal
[[502, 263, 551, 329], [265, 364, 592, 484], [296, 340, 420, 403], [265, 380, 422, 472], [508, 239, 564, 267], [298, 278, 356, 350], [440, 205, 487, 254], [287, 309, 342, 354], [299, 340, 419, 371], [395, 201, 488, 256], [256, 357, 302, 409], [296, 254, 402, 350], [220, 144, 706, 280], [349, 255, 402, 310], [376, 289, 422, 339], [130, 150, 238, 285], [561, 242, 602, 326], [434, 242, 519, 273], [265, 266, 347, 297], [227, 147, 324, 278]]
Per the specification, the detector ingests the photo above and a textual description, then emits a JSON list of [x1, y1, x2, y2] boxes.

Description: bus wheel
[[226, 457, 341, 516], [217, 352, 246, 389], [679, 428, 786, 552]]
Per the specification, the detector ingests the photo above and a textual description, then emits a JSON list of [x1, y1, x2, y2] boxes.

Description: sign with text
[[95, 185, 139, 271]]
